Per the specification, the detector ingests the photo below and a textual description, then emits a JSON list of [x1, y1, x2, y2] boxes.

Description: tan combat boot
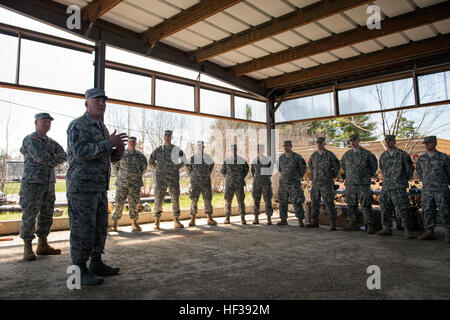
[[253, 215, 259, 225], [276, 218, 288, 226], [329, 220, 337, 232], [344, 222, 358, 231], [189, 215, 196, 227], [112, 220, 118, 232], [154, 217, 160, 230], [241, 215, 247, 225], [299, 219, 305, 227], [366, 224, 375, 234], [418, 228, 435, 240], [224, 215, 231, 224], [306, 218, 319, 228], [376, 227, 393, 236], [445, 229, 450, 244], [23, 240, 36, 261], [404, 228, 415, 239], [267, 216, 272, 225], [207, 214, 217, 225], [36, 237, 61, 255], [132, 219, 142, 232], [174, 217, 184, 228]]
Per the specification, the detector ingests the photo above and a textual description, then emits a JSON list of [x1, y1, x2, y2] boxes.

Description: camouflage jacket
[[308, 149, 340, 186], [416, 150, 450, 191], [66, 112, 121, 193], [341, 147, 378, 186], [220, 156, 249, 186], [278, 152, 306, 184], [20, 131, 67, 185], [379, 147, 414, 189], [148, 144, 186, 181], [251, 155, 273, 183], [114, 149, 148, 187], [186, 152, 214, 186]]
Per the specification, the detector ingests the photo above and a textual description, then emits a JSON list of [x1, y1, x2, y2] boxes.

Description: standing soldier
[[277, 140, 307, 227], [149, 130, 186, 229], [186, 141, 217, 226], [111, 137, 148, 232], [19, 113, 67, 261], [417, 136, 450, 243], [377, 135, 415, 239], [251, 144, 274, 225], [341, 134, 378, 233], [307, 137, 340, 231], [221, 144, 249, 225], [67, 88, 127, 286]]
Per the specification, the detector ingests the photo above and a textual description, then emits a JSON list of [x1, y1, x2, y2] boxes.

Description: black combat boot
[[89, 256, 120, 277], [78, 263, 104, 286]]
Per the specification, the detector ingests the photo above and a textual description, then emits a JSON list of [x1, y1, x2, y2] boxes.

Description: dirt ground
[[0, 213, 449, 300]]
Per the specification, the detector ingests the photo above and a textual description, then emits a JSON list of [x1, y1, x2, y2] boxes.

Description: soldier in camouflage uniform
[[277, 140, 307, 227], [377, 135, 415, 239], [67, 88, 127, 286], [186, 141, 217, 226], [111, 136, 148, 232], [416, 136, 450, 243], [341, 134, 378, 233], [307, 137, 340, 231], [251, 144, 274, 225], [220, 144, 249, 225], [149, 130, 186, 229], [19, 113, 67, 261]]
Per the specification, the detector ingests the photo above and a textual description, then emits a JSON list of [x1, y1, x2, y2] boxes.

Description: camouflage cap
[[283, 140, 292, 146], [230, 144, 238, 149], [422, 136, 437, 144], [85, 88, 108, 100], [384, 135, 396, 141], [35, 112, 54, 121], [164, 130, 173, 136], [349, 133, 360, 141], [196, 140, 204, 147], [128, 136, 137, 142], [316, 137, 325, 143], [257, 144, 265, 150]]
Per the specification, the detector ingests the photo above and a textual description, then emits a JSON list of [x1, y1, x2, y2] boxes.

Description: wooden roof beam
[[233, 1, 450, 77], [190, 0, 373, 62], [263, 35, 450, 88], [82, 0, 123, 22], [140, 0, 245, 44]]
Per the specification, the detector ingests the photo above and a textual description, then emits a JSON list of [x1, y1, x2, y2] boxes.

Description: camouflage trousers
[[190, 183, 213, 216], [224, 182, 246, 216], [311, 184, 337, 221], [112, 184, 141, 221], [19, 183, 55, 240], [154, 177, 180, 218], [422, 189, 449, 230], [345, 185, 374, 224], [67, 192, 108, 265], [380, 188, 411, 228], [252, 179, 273, 217], [278, 181, 304, 220]]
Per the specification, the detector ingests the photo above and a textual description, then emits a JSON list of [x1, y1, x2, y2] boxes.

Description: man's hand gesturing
[[109, 130, 128, 151]]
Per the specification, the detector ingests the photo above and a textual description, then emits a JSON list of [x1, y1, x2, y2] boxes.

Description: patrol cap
[[230, 144, 238, 149], [35, 112, 54, 121], [196, 140, 204, 147], [164, 130, 173, 136], [128, 136, 137, 142], [257, 144, 265, 150], [316, 137, 325, 143], [283, 140, 292, 146], [349, 133, 360, 141], [384, 135, 396, 141], [85, 88, 108, 100], [422, 136, 437, 144]]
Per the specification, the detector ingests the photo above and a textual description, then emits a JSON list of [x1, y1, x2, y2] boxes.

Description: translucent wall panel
[[338, 78, 415, 114], [200, 89, 230, 117], [419, 71, 450, 104], [235, 96, 266, 122], [19, 39, 94, 93], [0, 34, 18, 83], [275, 92, 334, 122], [105, 68, 151, 104], [155, 79, 194, 111]]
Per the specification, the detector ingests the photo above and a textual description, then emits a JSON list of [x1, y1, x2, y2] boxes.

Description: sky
[[0, 6, 449, 160]]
